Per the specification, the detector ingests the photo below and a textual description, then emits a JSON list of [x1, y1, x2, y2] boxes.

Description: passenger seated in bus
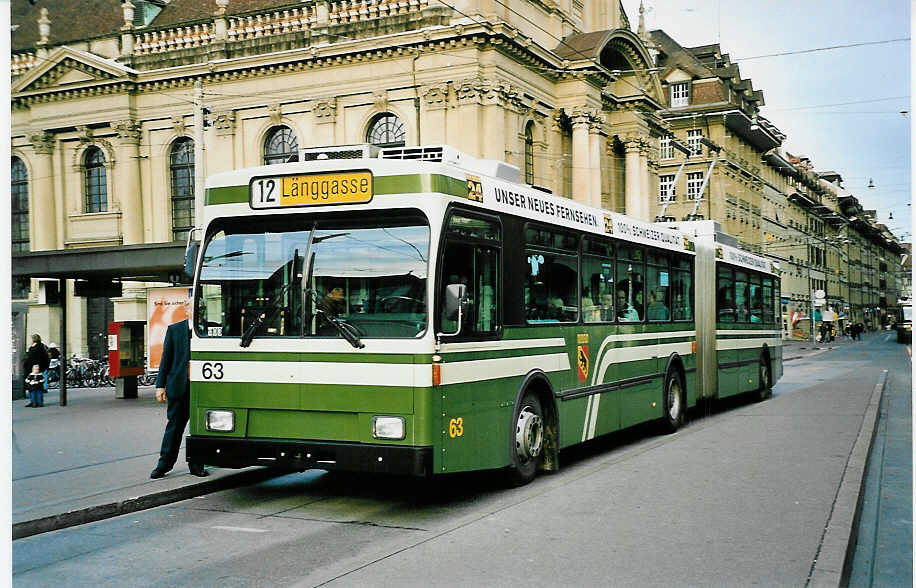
[[616, 288, 640, 322], [672, 293, 689, 320], [647, 290, 669, 321], [582, 290, 600, 322]]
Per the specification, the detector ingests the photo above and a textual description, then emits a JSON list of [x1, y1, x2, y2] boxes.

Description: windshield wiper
[[303, 287, 365, 349], [239, 282, 292, 348], [316, 308, 365, 349], [239, 249, 299, 348]]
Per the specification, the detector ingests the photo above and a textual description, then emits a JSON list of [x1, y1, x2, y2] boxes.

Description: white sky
[[622, 0, 912, 241]]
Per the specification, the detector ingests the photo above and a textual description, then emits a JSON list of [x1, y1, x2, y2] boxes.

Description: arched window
[[524, 122, 535, 184], [170, 137, 195, 241], [366, 113, 406, 148], [84, 146, 107, 213], [264, 126, 299, 165], [11, 157, 29, 253]]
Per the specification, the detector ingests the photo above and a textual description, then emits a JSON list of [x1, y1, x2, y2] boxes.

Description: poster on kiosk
[[147, 287, 191, 372]]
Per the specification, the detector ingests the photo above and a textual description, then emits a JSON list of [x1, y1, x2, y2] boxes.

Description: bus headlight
[[372, 416, 405, 440], [206, 410, 235, 432]]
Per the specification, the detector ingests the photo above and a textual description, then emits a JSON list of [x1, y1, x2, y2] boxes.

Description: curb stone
[[13, 467, 282, 540]]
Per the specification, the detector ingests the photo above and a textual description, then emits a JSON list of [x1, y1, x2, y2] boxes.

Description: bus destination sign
[[250, 171, 373, 209]]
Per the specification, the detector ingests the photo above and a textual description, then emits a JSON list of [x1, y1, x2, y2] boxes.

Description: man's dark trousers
[[155, 319, 196, 472]]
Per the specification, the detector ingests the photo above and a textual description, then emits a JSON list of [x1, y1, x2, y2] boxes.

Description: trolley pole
[[193, 80, 206, 234]]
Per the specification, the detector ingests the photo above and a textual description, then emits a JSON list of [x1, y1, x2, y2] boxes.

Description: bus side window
[[735, 270, 749, 323], [581, 237, 614, 323], [671, 256, 693, 321], [717, 266, 735, 322]]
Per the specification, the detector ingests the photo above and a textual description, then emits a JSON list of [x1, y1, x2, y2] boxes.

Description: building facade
[[10, 0, 908, 362], [12, 0, 675, 358]]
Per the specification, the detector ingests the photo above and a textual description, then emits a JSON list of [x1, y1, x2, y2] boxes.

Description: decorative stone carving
[[113, 119, 142, 143], [29, 131, 55, 155], [76, 125, 94, 144], [213, 110, 236, 136], [37, 8, 51, 46], [171, 115, 186, 137], [267, 103, 283, 125], [373, 90, 388, 112], [421, 83, 449, 110], [313, 98, 337, 123]]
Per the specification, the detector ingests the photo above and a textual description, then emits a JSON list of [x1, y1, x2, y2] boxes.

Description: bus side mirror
[[183, 229, 200, 283], [444, 283, 467, 321], [437, 283, 468, 339]]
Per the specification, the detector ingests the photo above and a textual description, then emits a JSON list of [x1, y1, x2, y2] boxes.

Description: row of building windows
[[658, 129, 704, 160], [10, 113, 409, 251], [658, 171, 707, 202]]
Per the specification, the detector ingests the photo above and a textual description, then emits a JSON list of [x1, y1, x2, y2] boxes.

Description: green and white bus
[[186, 144, 782, 484]]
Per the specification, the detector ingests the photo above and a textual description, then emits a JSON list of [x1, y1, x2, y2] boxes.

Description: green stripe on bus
[[205, 174, 467, 205]]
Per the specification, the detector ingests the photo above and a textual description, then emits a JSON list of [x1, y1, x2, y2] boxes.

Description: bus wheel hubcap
[[668, 379, 682, 421], [516, 407, 543, 461]]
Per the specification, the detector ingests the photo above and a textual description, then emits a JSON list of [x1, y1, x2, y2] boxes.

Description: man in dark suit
[[151, 305, 208, 479]]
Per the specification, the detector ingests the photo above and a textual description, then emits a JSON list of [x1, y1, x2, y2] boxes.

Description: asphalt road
[[12, 335, 910, 587]]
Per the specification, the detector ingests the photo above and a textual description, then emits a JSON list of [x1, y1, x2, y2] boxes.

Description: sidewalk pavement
[[12, 384, 277, 539]]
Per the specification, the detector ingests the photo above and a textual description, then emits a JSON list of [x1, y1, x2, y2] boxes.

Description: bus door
[[437, 212, 503, 472]]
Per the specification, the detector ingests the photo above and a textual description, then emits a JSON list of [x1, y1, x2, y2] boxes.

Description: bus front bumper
[[187, 436, 432, 477]]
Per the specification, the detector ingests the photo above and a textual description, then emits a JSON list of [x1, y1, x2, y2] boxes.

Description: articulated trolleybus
[[186, 144, 782, 485]]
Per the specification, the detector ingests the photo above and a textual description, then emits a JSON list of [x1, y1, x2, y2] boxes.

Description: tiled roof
[[12, 0, 124, 51], [11, 0, 304, 53], [553, 30, 614, 61]]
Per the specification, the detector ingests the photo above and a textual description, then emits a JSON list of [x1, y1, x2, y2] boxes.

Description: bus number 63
[[201, 362, 224, 380]]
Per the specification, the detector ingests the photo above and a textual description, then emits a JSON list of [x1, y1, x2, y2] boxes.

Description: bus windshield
[[196, 212, 430, 340]]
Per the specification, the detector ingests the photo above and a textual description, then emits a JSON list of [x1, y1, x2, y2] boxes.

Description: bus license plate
[[250, 171, 373, 208]]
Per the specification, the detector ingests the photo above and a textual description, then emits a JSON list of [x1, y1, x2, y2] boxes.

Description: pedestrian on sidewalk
[[24, 365, 45, 408], [150, 304, 209, 479], [22, 334, 49, 405]]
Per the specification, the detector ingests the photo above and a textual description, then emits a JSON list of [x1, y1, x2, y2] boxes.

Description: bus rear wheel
[[661, 368, 685, 433], [508, 392, 544, 486]]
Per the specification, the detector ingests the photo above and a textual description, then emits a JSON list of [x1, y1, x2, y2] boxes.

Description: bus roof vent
[[380, 145, 520, 183], [379, 145, 447, 162], [301, 144, 380, 161]]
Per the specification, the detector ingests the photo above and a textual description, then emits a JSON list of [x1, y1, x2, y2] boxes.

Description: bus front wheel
[[661, 368, 685, 433], [508, 392, 544, 486]]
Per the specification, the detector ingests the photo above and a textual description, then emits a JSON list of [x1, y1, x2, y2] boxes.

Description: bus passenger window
[[524, 226, 578, 324], [735, 271, 749, 323], [525, 252, 578, 323], [671, 257, 693, 321], [647, 257, 670, 322], [615, 270, 643, 322], [749, 274, 763, 324], [717, 266, 735, 322], [582, 238, 614, 323]]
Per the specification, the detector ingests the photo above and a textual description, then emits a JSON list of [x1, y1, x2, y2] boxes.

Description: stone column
[[588, 118, 603, 209], [113, 119, 144, 245], [624, 138, 642, 219], [639, 140, 650, 221], [571, 112, 591, 205], [28, 131, 57, 251]]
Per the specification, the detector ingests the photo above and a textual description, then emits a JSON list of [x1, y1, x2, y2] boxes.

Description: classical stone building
[[11, 0, 676, 361], [9, 0, 908, 368]]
